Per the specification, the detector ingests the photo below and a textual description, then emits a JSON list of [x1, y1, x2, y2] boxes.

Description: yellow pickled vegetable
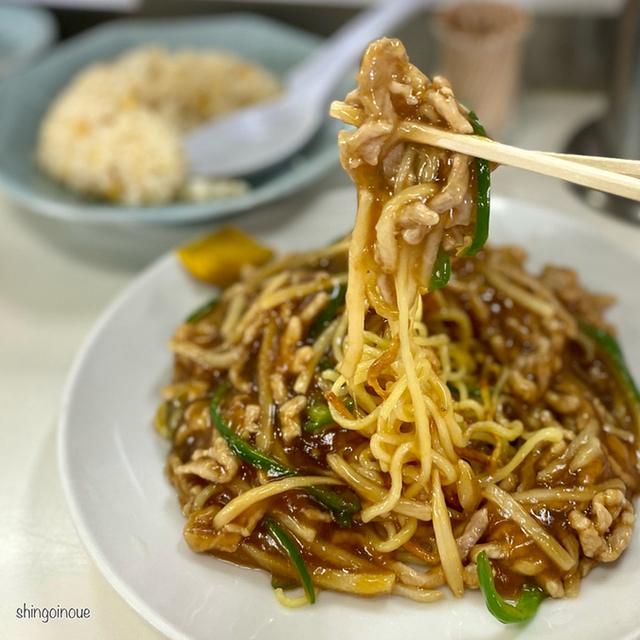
[[177, 226, 273, 286]]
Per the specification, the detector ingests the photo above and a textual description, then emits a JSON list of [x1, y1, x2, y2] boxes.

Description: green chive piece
[[186, 292, 221, 323], [309, 283, 347, 339], [429, 246, 451, 290], [446, 381, 482, 398], [459, 111, 491, 258], [265, 518, 316, 604], [477, 550, 546, 624], [579, 321, 640, 423], [303, 401, 335, 432], [210, 383, 293, 477]]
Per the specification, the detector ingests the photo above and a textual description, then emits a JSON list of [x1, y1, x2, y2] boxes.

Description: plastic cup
[[434, 1, 532, 134]]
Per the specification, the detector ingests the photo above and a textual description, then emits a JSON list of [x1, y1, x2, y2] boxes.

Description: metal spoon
[[184, 0, 426, 179]]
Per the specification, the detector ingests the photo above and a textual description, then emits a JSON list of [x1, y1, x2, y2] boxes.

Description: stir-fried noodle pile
[[156, 39, 639, 608]]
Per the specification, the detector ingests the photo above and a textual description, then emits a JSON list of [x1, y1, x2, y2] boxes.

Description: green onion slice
[[429, 245, 451, 290], [265, 518, 316, 604], [186, 292, 221, 323], [579, 321, 640, 424], [303, 401, 334, 432], [477, 550, 546, 624], [309, 283, 347, 339], [459, 111, 491, 258]]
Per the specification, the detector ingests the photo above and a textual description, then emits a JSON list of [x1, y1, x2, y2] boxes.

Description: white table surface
[[2, 90, 640, 640]]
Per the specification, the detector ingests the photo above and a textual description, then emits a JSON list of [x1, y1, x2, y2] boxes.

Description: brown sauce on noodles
[[157, 37, 639, 606]]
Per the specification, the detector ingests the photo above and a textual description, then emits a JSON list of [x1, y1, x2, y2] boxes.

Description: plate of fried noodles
[[60, 38, 640, 640]]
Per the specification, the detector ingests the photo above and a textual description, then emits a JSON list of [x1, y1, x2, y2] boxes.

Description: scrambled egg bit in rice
[[35, 46, 282, 206]]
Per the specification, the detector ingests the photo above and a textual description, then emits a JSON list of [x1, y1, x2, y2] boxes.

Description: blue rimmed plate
[[0, 5, 56, 79], [0, 15, 347, 225]]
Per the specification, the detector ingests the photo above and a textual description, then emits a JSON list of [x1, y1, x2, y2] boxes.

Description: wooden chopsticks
[[541, 153, 640, 179], [398, 121, 640, 201]]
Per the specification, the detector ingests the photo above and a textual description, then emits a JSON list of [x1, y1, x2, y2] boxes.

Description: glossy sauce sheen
[[164, 247, 639, 600]]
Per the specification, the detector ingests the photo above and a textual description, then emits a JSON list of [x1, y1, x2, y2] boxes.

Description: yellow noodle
[[483, 427, 565, 484], [414, 335, 450, 348], [467, 420, 524, 442], [326, 454, 432, 520], [294, 317, 340, 394], [363, 330, 392, 349], [329, 396, 380, 431], [231, 276, 344, 344], [342, 189, 374, 380], [362, 441, 416, 521], [220, 290, 248, 339], [192, 484, 218, 513], [243, 544, 396, 595], [273, 512, 317, 543], [492, 260, 577, 334], [371, 516, 418, 552], [483, 483, 576, 572], [513, 479, 626, 504], [455, 399, 487, 421], [273, 589, 310, 608], [213, 477, 341, 530], [260, 277, 346, 314], [428, 307, 474, 347], [563, 573, 581, 599], [397, 256, 433, 484], [392, 584, 445, 603], [456, 460, 480, 512], [432, 451, 459, 485], [244, 238, 349, 288], [331, 312, 349, 364], [167, 340, 239, 369], [483, 269, 555, 318], [432, 470, 465, 597], [309, 541, 374, 570]]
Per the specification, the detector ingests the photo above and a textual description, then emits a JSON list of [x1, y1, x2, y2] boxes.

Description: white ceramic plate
[[59, 191, 640, 640]]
